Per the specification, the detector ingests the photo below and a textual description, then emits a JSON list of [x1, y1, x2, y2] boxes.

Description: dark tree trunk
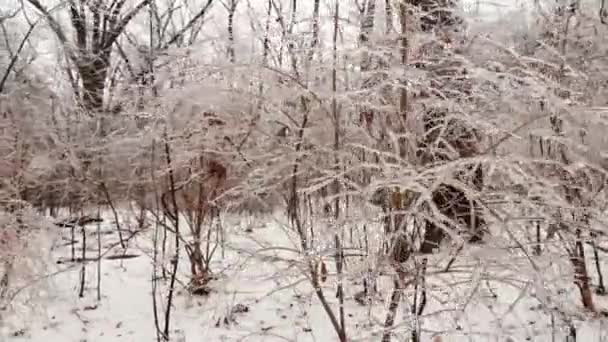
[[376, 189, 412, 263], [571, 229, 596, 311], [78, 53, 110, 113], [227, 2, 236, 63]]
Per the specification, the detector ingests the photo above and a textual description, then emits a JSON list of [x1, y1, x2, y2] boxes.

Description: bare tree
[[25, 0, 151, 114], [220, 0, 240, 63]]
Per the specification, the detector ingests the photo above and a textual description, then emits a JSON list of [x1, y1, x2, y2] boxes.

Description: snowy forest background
[[2, 0, 608, 341]]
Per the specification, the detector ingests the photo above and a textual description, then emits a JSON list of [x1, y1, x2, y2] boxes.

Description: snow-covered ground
[[3, 211, 608, 341]]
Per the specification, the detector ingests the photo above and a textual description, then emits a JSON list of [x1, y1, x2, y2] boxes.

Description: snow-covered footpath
[[3, 212, 608, 341]]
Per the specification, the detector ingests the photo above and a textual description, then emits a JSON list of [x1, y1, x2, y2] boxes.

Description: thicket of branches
[[2, 0, 608, 340]]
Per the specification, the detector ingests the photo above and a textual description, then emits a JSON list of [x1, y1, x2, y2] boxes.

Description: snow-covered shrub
[[0, 207, 54, 335]]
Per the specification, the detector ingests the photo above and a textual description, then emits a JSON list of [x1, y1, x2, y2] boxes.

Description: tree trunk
[[78, 53, 110, 113], [572, 229, 596, 311], [385, 0, 393, 34]]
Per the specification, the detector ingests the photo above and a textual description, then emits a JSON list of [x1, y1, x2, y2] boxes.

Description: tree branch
[[104, 0, 152, 50], [163, 0, 214, 48], [91, 0, 103, 53], [25, 0, 69, 46], [0, 17, 38, 93], [67, 0, 87, 51]]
